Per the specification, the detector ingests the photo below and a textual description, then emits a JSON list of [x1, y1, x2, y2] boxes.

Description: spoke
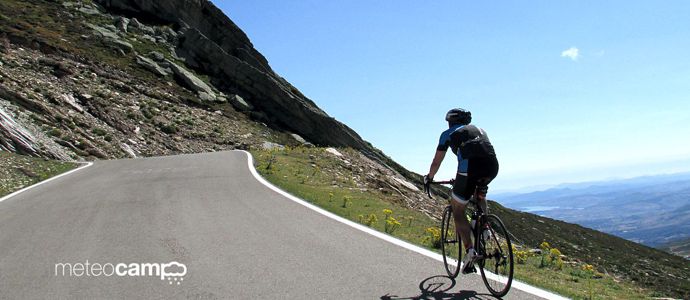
[[478, 215, 514, 297]]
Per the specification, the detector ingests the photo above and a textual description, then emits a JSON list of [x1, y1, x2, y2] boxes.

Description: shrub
[[311, 165, 320, 176], [424, 227, 442, 249], [550, 248, 564, 270], [91, 127, 107, 136], [264, 152, 277, 174], [539, 241, 550, 251], [582, 264, 595, 273], [516, 250, 528, 264], [47, 128, 62, 137], [364, 214, 378, 227], [385, 216, 401, 234], [342, 196, 352, 208], [539, 241, 551, 268], [141, 108, 154, 119], [160, 124, 178, 134], [549, 248, 561, 258]]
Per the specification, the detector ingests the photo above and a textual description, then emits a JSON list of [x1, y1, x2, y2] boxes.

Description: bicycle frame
[[427, 179, 488, 243], [426, 178, 514, 296]]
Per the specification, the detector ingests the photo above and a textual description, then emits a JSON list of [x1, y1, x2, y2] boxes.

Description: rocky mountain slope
[[0, 0, 417, 209], [2, 0, 276, 159], [1, 0, 400, 163], [95, 0, 375, 151]]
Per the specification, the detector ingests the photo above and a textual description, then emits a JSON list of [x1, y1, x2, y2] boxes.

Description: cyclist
[[424, 108, 499, 274]]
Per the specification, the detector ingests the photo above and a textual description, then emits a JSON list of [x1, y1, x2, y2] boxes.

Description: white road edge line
[[0, 161, 94, 203], [239, 150, 569, 300]]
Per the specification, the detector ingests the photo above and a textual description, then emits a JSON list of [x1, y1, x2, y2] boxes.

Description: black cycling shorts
[[452, 156, 499, 203]]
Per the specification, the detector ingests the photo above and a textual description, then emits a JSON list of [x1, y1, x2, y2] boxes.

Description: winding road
[[0, 151, 557, 299]]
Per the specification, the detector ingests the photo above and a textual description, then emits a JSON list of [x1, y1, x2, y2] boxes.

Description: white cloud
[[561, 47, 580, 61]]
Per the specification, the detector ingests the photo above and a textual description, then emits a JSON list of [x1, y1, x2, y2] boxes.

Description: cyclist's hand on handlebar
[[423, 174, 433, 185], [423, 174, 433, 198]]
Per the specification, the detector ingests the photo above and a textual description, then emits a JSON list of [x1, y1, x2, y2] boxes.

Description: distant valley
[[658, 237, 690, 259], [494, 172, 690, 256]]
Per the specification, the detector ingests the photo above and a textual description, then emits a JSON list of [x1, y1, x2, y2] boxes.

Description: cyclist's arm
[[427, 150, 446, 179]]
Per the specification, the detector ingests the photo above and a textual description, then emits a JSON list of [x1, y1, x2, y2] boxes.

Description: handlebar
[[424, 178, 454, 198], [432, 180, 454, 185]]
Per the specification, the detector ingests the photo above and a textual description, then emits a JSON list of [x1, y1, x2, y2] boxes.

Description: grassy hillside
[[492, 202, 689, 298], [250, 146, 690, 299], [0, 151, 77, 197]]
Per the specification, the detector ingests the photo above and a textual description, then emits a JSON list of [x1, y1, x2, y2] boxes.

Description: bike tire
[[477, 214, 514, 297], [441, 205, 461, 278]]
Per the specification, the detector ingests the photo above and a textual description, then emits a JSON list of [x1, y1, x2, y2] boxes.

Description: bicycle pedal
[[462, 265, 477, 274]]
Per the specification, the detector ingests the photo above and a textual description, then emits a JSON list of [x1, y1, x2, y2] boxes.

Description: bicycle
[[424, 178, 514, 297]]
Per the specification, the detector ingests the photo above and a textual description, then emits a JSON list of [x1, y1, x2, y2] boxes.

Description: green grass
[[252, 147, 438, 244], [513, 250, 651, 299], [0, 151, 78, 197], [251, 146, 658, 299]]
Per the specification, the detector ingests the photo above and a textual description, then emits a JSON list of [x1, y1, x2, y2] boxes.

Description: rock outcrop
[[0, 108, 38, 155], [228, 94, 252, 112], [165, 59, 216, 100], [135, 55, 169, 77], [94, 0, 372, 153], [85, 23, 133, 53]]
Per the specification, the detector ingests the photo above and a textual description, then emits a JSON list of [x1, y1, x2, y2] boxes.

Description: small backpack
[[450, 125, 496, 159]]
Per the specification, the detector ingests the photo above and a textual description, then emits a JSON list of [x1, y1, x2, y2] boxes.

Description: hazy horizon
[[493, 168, 690, 194]]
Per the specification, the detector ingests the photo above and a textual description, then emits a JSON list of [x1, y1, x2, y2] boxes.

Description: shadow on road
[[381, 275, 501, 300]]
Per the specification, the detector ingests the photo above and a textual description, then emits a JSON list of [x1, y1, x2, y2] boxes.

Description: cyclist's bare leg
[[451, 199, 473, 251]]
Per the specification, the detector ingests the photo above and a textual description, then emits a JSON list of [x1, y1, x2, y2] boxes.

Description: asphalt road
[[0, 151, 547, 299]]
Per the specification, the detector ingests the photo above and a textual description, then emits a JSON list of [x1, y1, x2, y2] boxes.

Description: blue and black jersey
[[437, 124, 496, 173]]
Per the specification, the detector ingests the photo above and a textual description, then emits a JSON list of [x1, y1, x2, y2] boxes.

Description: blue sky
[[213, 1, 690, 191]]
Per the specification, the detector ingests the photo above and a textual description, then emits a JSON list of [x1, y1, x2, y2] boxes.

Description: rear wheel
[[477, 214, 514, 297], [441, 206, 461, 278]]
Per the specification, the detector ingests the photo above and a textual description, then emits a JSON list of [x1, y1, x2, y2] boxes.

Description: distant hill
[[658, 237, 690, 259], [495, 173, 690, 247], [486, 200, 689, 298]]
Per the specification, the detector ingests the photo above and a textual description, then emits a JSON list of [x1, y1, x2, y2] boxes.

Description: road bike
[[424, 178, 514, 297]]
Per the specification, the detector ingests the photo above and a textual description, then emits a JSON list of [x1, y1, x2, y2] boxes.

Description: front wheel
[[441, 206, 461, 278], [477, 214, 514, 297]]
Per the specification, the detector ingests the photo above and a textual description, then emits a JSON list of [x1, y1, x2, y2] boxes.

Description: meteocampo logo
[[55, 261, 187, 285]]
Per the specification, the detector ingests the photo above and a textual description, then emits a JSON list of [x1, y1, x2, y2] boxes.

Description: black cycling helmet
[[445, 108, 471, 125]]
